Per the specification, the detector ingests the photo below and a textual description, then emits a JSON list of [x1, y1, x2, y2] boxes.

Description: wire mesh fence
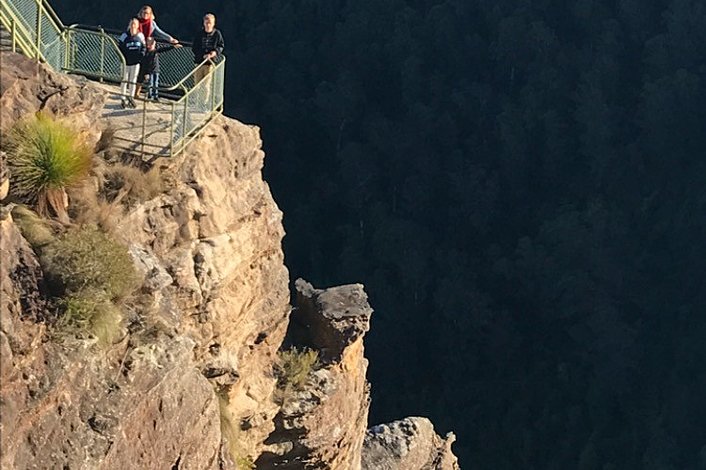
[[64, 27, 123, 81]]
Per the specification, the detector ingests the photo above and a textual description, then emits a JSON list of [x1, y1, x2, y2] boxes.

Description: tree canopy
[[56, 1, 706, 467]]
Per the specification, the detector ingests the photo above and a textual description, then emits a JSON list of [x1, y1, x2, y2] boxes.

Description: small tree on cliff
[[5, 113, 92, 223]]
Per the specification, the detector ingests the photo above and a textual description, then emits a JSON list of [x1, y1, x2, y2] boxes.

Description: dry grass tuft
[[274, 347, 320, 403], [11, 204, 56, 249], [102, 163, 163, 206], [60, 290, 124, 346], [68, 181, 124, 235], [42, 225, 139, 300]]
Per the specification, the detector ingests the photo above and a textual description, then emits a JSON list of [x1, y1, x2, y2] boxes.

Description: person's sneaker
[[153, 96, 160, 103], [127, 97, 136, 108], [120, 97, 128, 109]]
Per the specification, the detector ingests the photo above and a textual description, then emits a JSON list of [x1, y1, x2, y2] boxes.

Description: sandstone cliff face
[[1, 51, 288, 468], [0, 51, 459, 469], [257, 279, 372, 470]]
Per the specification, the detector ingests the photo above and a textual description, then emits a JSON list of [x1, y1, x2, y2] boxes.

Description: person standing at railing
[[137, 5, 180, 45], [142, 37, 174, 102], [191, 13, 224, 91], [136, 5, 180, 98], [118, 18, 146, 109]]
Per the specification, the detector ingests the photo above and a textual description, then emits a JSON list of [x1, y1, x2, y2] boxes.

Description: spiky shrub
[[274, 347, 320, 402], [43, 225, 138, 300], [60, 290, 123, 345], [5, 113, 92, 223]]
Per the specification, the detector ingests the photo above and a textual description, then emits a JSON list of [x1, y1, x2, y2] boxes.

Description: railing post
[[141, 97, 147, 156], [169, 102, 176, 157], [63, 28, 70, 70], [35, 0, 42, 60], [210, 64, 216, 113], [11, 19, 16, 53], [181, 94, 189, 154], [99, 26, 105, 82]]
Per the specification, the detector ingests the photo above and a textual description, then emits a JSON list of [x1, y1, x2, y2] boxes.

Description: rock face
[[362, 417, 460, 470], [0, 150, 8, 200], [257, 280, 372, 470], [0, 52, 289, 468], [0, 52, 106, 146], [116, 111, 291, 459], [0, 51, 460, 469], [0, 213, 215, 470]]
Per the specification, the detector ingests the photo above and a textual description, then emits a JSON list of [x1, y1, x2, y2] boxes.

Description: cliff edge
[[0, 51, 458, 469]]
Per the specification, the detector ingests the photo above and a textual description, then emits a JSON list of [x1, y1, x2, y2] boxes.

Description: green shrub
[[43, 225, 138, 300], [5, 113, 92, 223], [60, 290, 123, 345], [275, 347, 320, 399], [236, 456, 256, 470], [11, 204, 55, 249]]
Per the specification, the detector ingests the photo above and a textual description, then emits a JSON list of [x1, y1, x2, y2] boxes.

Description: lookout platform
[[0, 0, 226, 158]]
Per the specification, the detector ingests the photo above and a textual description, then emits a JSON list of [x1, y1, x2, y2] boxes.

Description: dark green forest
[[56, 1, 706, 468]]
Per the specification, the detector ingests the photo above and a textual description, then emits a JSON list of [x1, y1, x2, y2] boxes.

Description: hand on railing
[[201, 50, 217, 61]]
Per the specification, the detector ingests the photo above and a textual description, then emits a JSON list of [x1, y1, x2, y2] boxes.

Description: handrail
[[62, 26, 126, 82], [0, 10, 39, 57], [166, 56, 226, 156], [37, 0, 63, 29], [65, 22, 200, 90], [165, 56, 218, 92], [0, 15, 35, 56], [2, 0, 63, 67], [68, 23, 193, 47]]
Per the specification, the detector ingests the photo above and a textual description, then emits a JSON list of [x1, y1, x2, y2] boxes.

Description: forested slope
[[56, 1, 706, 467]]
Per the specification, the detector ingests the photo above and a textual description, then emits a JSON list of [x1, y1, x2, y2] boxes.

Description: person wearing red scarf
[[137, 6, 179, 44], [135, 5, 179, 98]]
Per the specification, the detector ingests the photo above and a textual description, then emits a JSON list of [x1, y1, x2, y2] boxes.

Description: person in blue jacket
[[118, 18, 146, 109]]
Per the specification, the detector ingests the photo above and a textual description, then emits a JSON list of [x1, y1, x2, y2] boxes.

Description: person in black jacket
[[141, 37, 174, 101], [118, 18, 146, 109], [191, 13, 224, 93]]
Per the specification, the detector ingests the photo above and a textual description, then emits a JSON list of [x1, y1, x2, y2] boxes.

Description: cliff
[[0, 51, 458, 469]]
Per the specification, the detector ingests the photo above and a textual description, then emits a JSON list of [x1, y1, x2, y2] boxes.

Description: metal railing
[[0, 0, 63, 67], [0, 0, 225, 158], [63, 25, 124, 82]]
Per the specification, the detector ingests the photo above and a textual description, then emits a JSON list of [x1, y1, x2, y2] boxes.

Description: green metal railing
[[0, 0, 63, 67], [167, 58, 226, 156], [0, 0, 225, 158], [63, 25, 124, 81]]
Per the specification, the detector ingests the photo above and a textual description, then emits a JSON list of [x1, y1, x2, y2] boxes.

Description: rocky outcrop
[[362, 417, 460, 470], [257, 280, 372, 469], [1, 52, 289, 468], [0, 51, 459, 469], [116, 112, 291, 458], [0, 52, 106, 147]]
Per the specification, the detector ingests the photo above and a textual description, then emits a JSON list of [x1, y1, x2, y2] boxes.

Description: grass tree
[[5, 113, 92, 223]]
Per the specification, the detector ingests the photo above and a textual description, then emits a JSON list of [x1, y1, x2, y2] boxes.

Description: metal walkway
[[0, 0, 225, 158]]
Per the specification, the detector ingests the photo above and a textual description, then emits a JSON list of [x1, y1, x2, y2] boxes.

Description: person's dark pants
[[148, 72, 160, 99]]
